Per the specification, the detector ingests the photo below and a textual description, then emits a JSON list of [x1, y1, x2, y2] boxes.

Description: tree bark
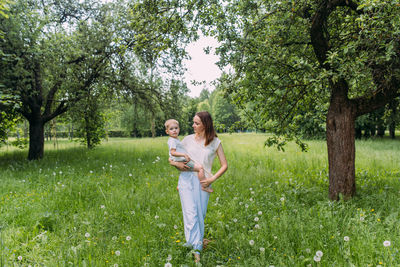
[[28, 118, 45, 160], [326, 87, 356, 200], [85, 113, 92, 149]]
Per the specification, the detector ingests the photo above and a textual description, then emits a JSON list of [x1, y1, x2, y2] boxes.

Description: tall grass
[[0, 134, 399, 266]]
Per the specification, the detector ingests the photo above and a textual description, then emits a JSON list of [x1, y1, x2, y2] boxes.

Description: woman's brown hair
[[195, 111, 217, 146]]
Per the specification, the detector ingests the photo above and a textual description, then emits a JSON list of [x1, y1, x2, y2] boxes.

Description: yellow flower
[[273, 248, 276, 251], [379, 262, 383, 264], [377, 218, 381, 222], [371, 209, 375, 212], [237, 257, 240, 259], [176, 240, 181, 243]]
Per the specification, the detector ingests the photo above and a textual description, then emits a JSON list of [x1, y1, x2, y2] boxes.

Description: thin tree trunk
[[28, 119, 45, 160], [389, 123, 395, 139], [151, 116, 156, 138], [85, 113, 92, 149], [326, 95, 356, 200]]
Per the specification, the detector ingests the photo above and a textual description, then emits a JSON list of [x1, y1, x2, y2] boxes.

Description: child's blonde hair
[[164, 119, 179, 130]]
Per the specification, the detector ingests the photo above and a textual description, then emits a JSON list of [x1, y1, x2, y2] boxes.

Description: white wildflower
[[344, 236, 350, 242], [249, 240, 255, 246], [383, 240, 391, 247], [313, 256, 321, 262]]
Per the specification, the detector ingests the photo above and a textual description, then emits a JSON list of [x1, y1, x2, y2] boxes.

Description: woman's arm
[[168, 158, 191, 171], [200, 144, 228, 187]]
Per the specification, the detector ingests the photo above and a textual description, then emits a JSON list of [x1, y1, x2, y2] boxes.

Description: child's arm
[[170, 148, 190, 162]]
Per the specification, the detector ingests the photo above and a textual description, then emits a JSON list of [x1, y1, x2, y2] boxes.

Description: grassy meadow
[[0, 133, 400, 266]]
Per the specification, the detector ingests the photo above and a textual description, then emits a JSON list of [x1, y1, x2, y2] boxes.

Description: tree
[[1, 0, 199, 159], [210, 0, 400, 200], [210, 88, 241, 132]]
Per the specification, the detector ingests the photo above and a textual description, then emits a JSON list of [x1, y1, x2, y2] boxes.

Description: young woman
[[169, 111, 228, 263]]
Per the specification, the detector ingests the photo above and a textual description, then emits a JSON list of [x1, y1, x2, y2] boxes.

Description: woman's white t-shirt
[[181, 134, 221, 178]]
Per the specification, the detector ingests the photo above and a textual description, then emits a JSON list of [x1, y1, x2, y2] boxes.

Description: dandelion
[[129, 173, 132, 177], [249, 240, 255, 246], [164, 263, 172, 267], [18, 256, 22, 261], [254, 217, 259, 222], [239, 202, 243, 205], [250, 198, 254, 202], [155, 215, 159, 219], [260, 247, 265, 253], [316, 250, 323, 257], [90, 170, 93, 174], [251, 191, 255, 194], [245, 204, 249, 208], [174, 225, 178, 229], [85, 233, 90, 238], [233, 218, 238, 223], [254, 224, 260, 229], [101, 205, 105, 209], [313, 256, 321, 262], [258, 211, 262, 215], [280, 197, 285, 202], [360, 217, 365, 221], [114, 264, 118, 267], [166, 254, 172, 261], [110, 165, 113, 168], [131, 210, 135, 215], [126, 236, 131, 241], [112, 236, 117, 241], [383, 240, 391, 247], [344, 236, 350, 241], [115, 250, 120, 256]]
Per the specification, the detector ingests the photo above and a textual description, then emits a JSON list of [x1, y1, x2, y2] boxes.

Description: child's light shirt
[[168, 137, 187, 162]]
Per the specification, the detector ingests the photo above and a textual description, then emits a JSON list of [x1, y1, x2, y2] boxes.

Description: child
[[165, 119, 213, 193]]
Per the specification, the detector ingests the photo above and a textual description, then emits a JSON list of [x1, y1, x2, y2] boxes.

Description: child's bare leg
[[193, 164, 213, 193]]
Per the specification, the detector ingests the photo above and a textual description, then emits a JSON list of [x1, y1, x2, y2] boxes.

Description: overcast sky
[[182, 36, 222, 97]]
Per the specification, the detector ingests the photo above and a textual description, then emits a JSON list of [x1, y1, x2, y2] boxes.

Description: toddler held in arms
[[165, 119, 213, 193]]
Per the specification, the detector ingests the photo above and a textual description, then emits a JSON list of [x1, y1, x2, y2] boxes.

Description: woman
[[170, 111, 228, 263]]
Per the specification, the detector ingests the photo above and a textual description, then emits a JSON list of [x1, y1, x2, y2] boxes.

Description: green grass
[[1, 133, 400, 266]]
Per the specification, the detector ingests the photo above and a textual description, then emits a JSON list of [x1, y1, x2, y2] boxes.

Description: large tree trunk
[[326, 94, 356, 200], [28, 119, 45, 160]]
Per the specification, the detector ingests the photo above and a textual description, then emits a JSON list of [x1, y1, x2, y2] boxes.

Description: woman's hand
[[200, 177, 216, 188], [169, 158, 191, 171]]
